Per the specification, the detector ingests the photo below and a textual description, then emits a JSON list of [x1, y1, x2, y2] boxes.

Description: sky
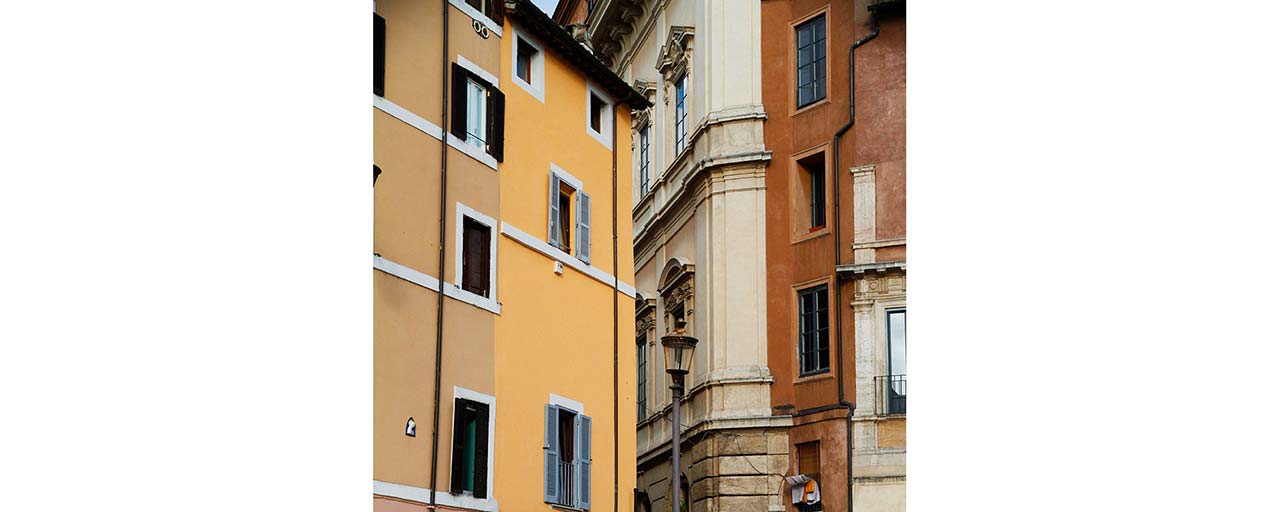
[[532, 0, 558, 15]]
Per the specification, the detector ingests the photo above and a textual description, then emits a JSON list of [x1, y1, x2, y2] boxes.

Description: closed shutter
[[548, 173, 562, 248], [473, 401, 490, 499], [462, 219, 490, 297], [487, 87, 505, 161], [450, 63, 468, 139], [543, 404, 560, 503], [486, 0, 504, 28], [449, 398, 467, 494], [374, 13, 385, 96], [574, 414, 592, 510], [575, 191, 591, 263]]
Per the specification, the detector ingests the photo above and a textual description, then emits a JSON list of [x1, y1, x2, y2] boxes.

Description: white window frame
[[549, 163, 585, 254], [447, 55, 501, 171], [464, 78, 487, 149], [510, 25, 545, 103], [585, 81, 614, 149], [453, 202, 499, 311], [449, 386, 497, 509]]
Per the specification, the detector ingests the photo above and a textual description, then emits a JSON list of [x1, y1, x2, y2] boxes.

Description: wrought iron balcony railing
[[874, 374, 906, 416], [554, 460, 575, 507]]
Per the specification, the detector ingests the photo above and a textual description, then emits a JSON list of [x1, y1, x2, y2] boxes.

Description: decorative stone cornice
[[589, 0, 647, 67], [656, 26, 694, 80]]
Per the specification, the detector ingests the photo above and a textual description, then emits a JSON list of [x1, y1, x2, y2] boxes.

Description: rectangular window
[[636, 333, 647, 420], [547, 170, 591, 263], [796, 14, 827, 109], [461, 217, 491, 297], [796, 442, 823, 511], [465, 78, 487, 149], [374, 13, 386, 97], [639, 125, 650, 193], [798, 285, 830, 376], [450, 398, 490, 498], [450, 64, 505, 161], [517, 38, 537, 84], [797, 152, 826, 230], [674, 74, 688, 152], [886, 308, 907, 414], [544, 404, 591, 509], [589, 93, 606, 133]]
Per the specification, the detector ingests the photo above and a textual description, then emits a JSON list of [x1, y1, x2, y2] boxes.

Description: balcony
[[553, 460, 575, 507], [874, 374, 906, 416]]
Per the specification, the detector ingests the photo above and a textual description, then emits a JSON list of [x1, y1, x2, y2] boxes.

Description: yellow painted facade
[[374, 1, 640, 511]]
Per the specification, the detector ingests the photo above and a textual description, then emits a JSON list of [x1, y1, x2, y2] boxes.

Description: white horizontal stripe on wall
[[373, 255, 500, 314], [499, 222, 637, 298]]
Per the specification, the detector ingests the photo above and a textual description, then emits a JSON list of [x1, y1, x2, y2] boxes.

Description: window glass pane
[[888, 310, 907, 375], [463, 407, 477, 491], [466, 79, 486, 148]]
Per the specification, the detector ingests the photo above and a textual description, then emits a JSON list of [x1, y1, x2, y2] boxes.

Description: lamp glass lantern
[[661, 320, 698, 385]]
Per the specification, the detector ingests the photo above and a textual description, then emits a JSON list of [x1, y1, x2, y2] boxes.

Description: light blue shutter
[[544, 404, 560, 503], [574, 413, 592, 509], [576, 191, 591, 264], [548, 173, 562, 248]]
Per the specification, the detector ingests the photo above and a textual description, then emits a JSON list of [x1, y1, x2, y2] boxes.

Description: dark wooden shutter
[[374, 14, 385, 96], [472, 402, 490, 499], [450, 63, 468, 139], [462, 219, 490, 297], [450, 398, 467, 494], [487, 87, 505, 161]]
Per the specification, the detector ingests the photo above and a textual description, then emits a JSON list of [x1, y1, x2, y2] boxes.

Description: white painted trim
[[372, 480, 500, 512], [374, 95, 443, 141], [447, 133, 499, 171], [447, 0, 503, 38], [585, 81, 614, 149], [449, 386, 498, 507], [454, 202, 500, 307], [550, 393, 585, 414], [499, 221, 637, 298], [456, 54, 500, 89], [550, 162, 583, 190], [374, 255, 500, 314], [510, 24, 546, 103]]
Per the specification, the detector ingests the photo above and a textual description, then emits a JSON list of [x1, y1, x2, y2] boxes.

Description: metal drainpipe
[[611, 103, 621, 512], [833, 8, 879, 512], [427, 0, 451, 508]]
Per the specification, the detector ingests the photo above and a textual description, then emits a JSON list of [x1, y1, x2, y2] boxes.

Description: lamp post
[[661, 319, 697, 512]]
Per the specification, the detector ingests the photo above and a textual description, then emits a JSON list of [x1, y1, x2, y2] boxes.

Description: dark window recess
[[517, 38, 536, 84], [798, 285, 830, 376], [796, 15, 827, 108], [450, 63, 504, 162], [373, 164, 382, 186], [796, 441, 822, 511], [558, 188, 573, 252], [798, 152, 825, 229], [374, 13, 386, 96], [461, 217, 491, 297], [589, 93, 606, 133], [636, 333, 647, 420], [450, 398, 489, 498]]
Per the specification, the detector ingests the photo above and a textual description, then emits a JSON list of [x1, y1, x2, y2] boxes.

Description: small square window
[[589, 93, 606, 133], [517, 38, 537, 84]]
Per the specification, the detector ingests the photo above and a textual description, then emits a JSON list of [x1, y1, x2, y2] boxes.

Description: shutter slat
[[450, 398, 466, 494], [576, 191, 591, 263], [575, 414, 592, 509], [548, 173, 561, 248], [450, 63, 468, 139], [543, 404, 559, 503]]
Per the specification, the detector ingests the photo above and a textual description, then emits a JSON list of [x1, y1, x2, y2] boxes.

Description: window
[[796, 14, 827, 108], [461, 217, 491, 297], [465, 78, 487, 149], [798, 285, 829, 376], [450, 63, 505, 161], [674, 74, 688, 153], [639, 124, 651, 193], [589, 93, 606, 133], [636, 332, 647, 420], [797, 152, 826, 230], [544, 404, 591, 509], [517, 38, 537, 84], [374, 13, 386, 97], [450, 397, 490, 498], [796, 442, 823, 511], [547, 169, 592, 263], [886, 308, 906, 414]]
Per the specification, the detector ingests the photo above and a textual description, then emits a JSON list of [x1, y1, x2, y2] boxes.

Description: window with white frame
[[454, 203, 498, 302], [544, 403, 591, 509], [511, 27, 545, 102], [674, 73, 688, 153], [586, 83, 613, 147], [449, 387, 495, 501], [547, 167, 591, 264], [450, 63, 505, 161]]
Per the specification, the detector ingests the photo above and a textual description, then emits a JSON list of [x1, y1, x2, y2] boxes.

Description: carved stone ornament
[[656, 26, 695, 82]]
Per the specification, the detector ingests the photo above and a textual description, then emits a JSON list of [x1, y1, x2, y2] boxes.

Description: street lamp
[[661, 318, 697, 512]]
